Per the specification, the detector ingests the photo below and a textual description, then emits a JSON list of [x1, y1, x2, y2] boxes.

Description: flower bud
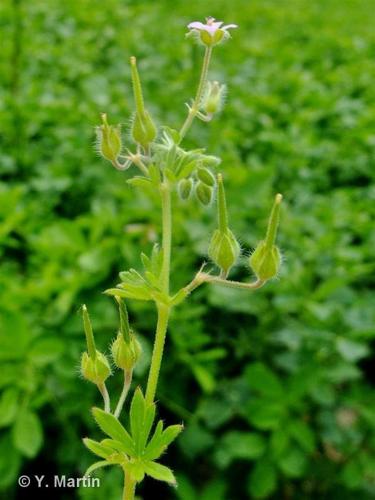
[[81, 351, 111, 384], [249, 194, 283, 281], [196, 166, 215, 186], [130, 56, 157, 148], [201, 81, 226, 115], [195, 181, 213, 206], [178, 178, 193, 200], [96, 113, 122, 164], [111, 332, 142, 371]]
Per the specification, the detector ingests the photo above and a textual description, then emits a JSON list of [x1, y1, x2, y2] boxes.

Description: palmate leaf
[[88, 390, 183, 487]]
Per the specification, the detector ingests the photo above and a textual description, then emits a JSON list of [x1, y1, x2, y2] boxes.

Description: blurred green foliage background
[[1, 0, 375, 498]]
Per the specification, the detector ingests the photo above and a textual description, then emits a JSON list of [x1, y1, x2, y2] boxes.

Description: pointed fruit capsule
[[249, 194, 283, 281], [130, 56, 157, 148], [96, 113, 122, 164]]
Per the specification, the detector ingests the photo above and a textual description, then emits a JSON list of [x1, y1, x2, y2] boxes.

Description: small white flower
[[187, 17, 238, 46]]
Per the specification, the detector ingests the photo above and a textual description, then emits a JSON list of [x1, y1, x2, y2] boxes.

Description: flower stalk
[[82, 17, 284, 500]]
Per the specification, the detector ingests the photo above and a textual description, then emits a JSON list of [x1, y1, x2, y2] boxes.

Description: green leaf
[[127, 177, 153, 190], [160, 424, 184, 448], [336, 337, 369, 362], [270, 428, 289, 459], [101, 438, 134, 456], [130, 387, 156, 455], [0, 434, 21, 489], [248, 459, 277, 499], [143, 421, 164, 460], [245, 363, 283, 398], [130, 387, 145, 450], [84, 461, 111, 478], [143, 461, 176, 485], [215, 431, 266, 468], [191, 364, 216, 393], [246, 400, 285, 430], [104, 286, 152, 301], [288, 420, 315, 453], [12, 410, 43, 458], [0, 388, 19, 428], [83, 438, 114, 459], [28, 337, 65, 366], [278, 448, 307, 478], [92, 407, 135, 455]]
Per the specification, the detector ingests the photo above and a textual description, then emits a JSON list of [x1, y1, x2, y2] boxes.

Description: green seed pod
[[196, 166, 215, 187], [249, 241, 281, 280], [249, 194, 283, 281], [208, 173, 241, 276], [195, 181, 213, 206], [178, 178, 193, 200], [131, 110, 157, 148], [201, 81, 226, 115], [111, 332, 142, 371], [81, 350, 111, 385], [96, 113, 122, 163], [130, 56, 157, 148], [208, 229, 241, 276]]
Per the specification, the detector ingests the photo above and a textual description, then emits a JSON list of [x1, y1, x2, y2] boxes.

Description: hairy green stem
[[145, 304, 171, 405], [145, 181, 173, 405], [159, 182, 172, 294], [114, 370, 132, 418], [97, 383, 110, 413], [199, 273, 265, 290], [123, 470, 136, 500], [179, 46, 212, 141]]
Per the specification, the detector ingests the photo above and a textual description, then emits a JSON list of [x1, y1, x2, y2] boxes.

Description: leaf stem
[[179, 46, 212, 142], [114, 370, 132, 418]]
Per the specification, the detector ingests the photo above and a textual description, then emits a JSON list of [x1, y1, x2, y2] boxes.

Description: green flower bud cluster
[[175, 166, 212, 205], [249, 194, 283, 281], [194, 166, 216, 206], [96, 113, 122, 165], [208, 174, 241, 276]]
